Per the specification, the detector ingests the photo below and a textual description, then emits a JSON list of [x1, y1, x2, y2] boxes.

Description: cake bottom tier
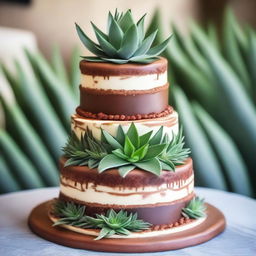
[[59, 192, 194, 225], [59, 157, 194, 225]]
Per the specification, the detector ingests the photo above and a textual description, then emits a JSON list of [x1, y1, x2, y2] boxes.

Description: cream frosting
[[60, 174, 194, 206], [71, 112, 179, 141], [81, 71, 167, 91]]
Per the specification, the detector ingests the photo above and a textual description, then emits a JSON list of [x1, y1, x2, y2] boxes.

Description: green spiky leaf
[[62, 129, 108, 168], [108, 13, 124, 49], [98, 154, 129, 172], [118, 24, 139, 59], [75, 23, 104, 56], [158, 128, 191, 171]]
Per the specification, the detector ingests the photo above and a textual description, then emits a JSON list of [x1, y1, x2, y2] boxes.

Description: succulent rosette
[[75, 9, 172, 64]]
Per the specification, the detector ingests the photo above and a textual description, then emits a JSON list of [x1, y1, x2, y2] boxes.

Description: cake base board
[[28, 200, 226, 253]]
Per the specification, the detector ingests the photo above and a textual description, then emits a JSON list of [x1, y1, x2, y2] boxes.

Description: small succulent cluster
[[182, 197, 207, 219], [52, 200, 151, 240], [75, 9, 172, 64], [62, 128, 110, 168], [63, 123, 190, 176]]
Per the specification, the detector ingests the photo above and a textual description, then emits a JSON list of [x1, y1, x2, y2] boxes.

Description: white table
[[0, 187, 256, 256]]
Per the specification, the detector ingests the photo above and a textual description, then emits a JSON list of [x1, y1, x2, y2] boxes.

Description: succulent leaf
[[143, 144, 166, 160], [118, 9, 135, 32], [91, 22, 109, 41], [118, 165, 136, 177], [134, 158, 161, 176], [147, 34, 173, 56], [126, 122, 139, 148], [94, 30, 118, 57], [108, 14, 124, 49], [139, 131, 153, 146], [118, 24, 139, 59], [149, 126, 164, 145], [133, 30, 158, 56], [136, 13, 147, 44], [124, 136, 135, 156], [75, 23, 104, 56], [116, 125, 125, 145], [98, 154, 129, 172]]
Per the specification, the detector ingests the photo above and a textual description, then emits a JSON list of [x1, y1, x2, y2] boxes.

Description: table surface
[[0, 187, 256, 256]]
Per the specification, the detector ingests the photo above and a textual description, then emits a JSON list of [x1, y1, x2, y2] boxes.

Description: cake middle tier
[[71, 110, 179, 141], [79, 57, 169, 116]]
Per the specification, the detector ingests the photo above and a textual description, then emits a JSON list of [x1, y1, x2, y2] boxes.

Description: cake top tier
[[76, 9, 172, 64], [78, 57, 170, 117]]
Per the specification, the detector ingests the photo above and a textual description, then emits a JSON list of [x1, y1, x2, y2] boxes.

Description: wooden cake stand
[[28, 200, 225, 253]]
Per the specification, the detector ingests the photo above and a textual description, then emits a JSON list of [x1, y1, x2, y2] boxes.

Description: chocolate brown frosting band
[[79, 84, 169, 116], [59, 157, 193, 188], [80, 57, 167, 76], [76, 105, 173, 121], [59, 192, 194, 225]]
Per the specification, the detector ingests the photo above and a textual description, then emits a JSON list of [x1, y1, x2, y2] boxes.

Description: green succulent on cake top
[[75, 9, 172, 64]]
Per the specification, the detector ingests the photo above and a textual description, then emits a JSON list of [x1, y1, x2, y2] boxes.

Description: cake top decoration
[[75, 9, 172, 64]]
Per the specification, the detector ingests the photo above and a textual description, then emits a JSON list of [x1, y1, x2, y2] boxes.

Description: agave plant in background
[[165, 8, 256, 197], [0, 8, 255, 197]]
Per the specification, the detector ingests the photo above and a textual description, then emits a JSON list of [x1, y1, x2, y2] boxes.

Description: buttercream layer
[[71, 111, 179, 141], [81, 72, 167, 91], [79, 84, 169, 116], [80, 57, 167, 76], [59, 157, 193, 206]]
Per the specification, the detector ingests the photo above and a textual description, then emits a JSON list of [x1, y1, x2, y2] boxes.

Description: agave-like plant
[[75, 9, 172, 64], [182, 197, 206, 219]]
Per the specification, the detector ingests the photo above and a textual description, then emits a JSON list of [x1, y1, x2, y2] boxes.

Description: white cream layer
[[60, 174, 194, 206], [81, 71, 167, 91], [49, 214, 206, 239], [71, 112, 179, 141]]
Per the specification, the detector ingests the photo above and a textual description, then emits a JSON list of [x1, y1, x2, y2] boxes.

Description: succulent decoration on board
[[75, 9, 172, 64], [63, 123, 190, 177], [182, 197, 207, 219], [52, 200, 151, 240]]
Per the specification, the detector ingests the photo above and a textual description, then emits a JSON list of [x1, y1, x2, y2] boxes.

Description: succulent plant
[[75, 9, 172, 64], [61, 123, 190, 177], [182, 197, 207, 219], [52, 200, 151, 240]]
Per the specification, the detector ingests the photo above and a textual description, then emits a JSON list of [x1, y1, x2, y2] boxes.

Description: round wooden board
[[28, 200, 226, 253]]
